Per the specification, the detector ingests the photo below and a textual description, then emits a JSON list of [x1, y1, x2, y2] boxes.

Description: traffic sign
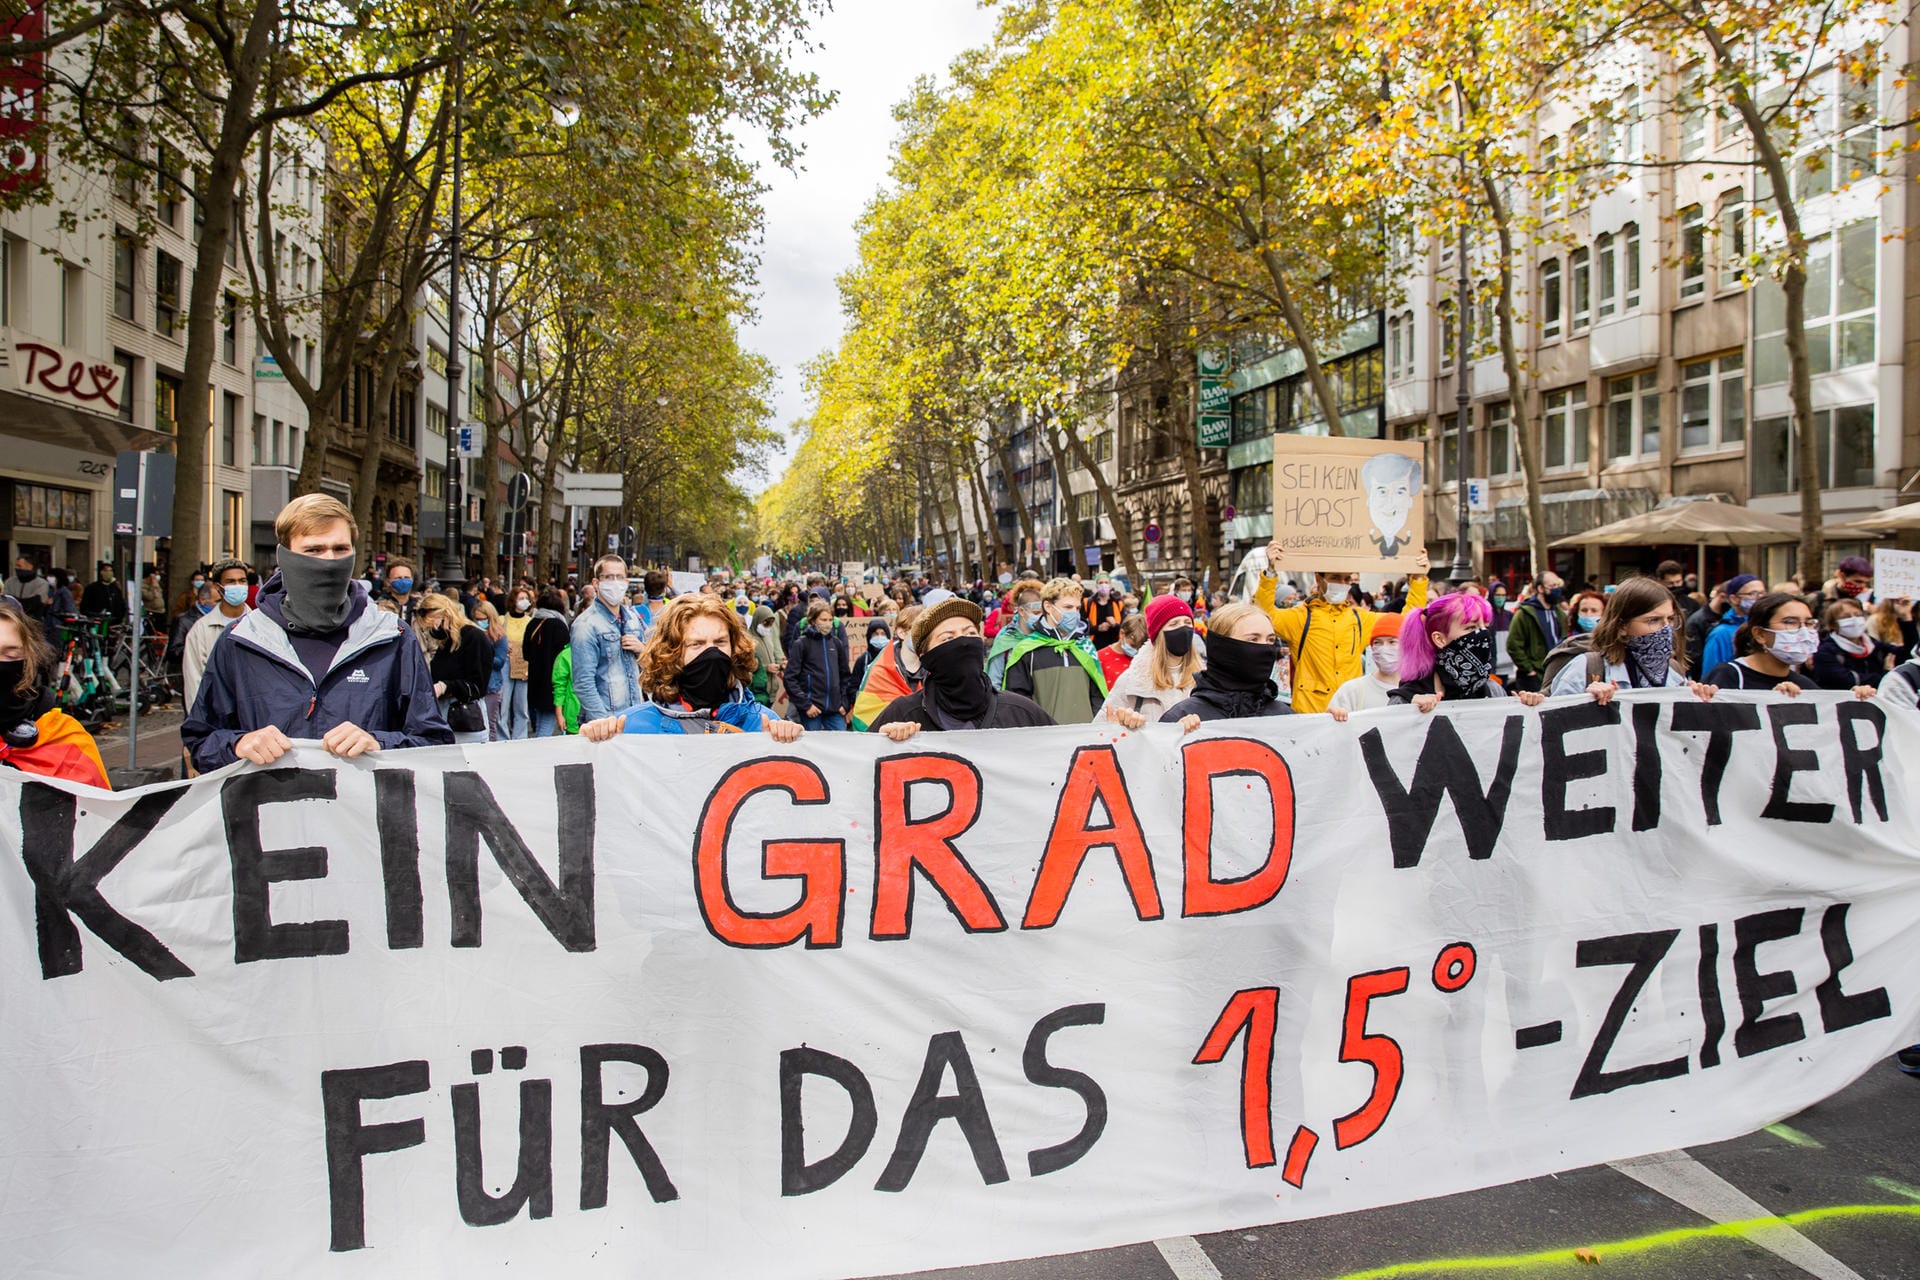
[[1466, 478, 1490, 516], [1222, 505, 1237, 522], [456, 421, 483, 459], [506, 473, 531, 511], [1144, 522, 1162, 544], [561, 472, 622, 508]]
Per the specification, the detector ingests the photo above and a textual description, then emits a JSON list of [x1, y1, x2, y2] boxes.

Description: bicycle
[[48, 614, 122, 729], [106, 621, 174, 714]]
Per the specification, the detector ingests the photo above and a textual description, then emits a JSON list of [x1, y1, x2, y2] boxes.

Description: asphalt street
[[870, 1061, 1920, 1280]]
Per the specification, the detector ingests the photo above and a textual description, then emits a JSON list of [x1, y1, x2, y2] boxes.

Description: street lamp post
[[436, 24, 467, 590], [1448, 219, 1474, 587]]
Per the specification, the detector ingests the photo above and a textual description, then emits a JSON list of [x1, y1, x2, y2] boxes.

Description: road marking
[[1765, 1122, 1826, 1149], [1869, 1176, 1920, 1202], [1154, 1235, 1224, 1280], [1609, 1150, 1867, 1280]]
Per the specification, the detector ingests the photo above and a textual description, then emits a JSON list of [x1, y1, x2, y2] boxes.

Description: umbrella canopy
[[1550, 498, 1803, 548], [1840, 500, 1920, 533]]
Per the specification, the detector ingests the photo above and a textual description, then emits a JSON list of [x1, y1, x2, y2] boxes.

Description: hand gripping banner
[[2, 691, 1917, 1277]]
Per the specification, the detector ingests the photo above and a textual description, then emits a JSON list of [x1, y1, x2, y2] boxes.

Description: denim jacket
[[569, 599, 651, 722]]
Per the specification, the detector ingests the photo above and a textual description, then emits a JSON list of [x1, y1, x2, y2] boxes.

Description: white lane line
[[1609, 1150, 1868, 1280], [1153, 1235, 1225, 1280]]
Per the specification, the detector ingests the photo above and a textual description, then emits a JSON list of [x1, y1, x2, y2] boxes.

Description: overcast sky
[[739, 0, 1000, 491]]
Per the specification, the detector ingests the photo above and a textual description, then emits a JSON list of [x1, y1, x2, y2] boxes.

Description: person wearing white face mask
[[569, 554, 652, 725], [1327, 611, 1404, 714], [181, 557, 255, 715], [1002, 577, 1107, 723], [1810, 597, 1900, 690], [1704, 592, 1877, 699], [498, 586, 536, 739], [1254, 539, 1430, 714]]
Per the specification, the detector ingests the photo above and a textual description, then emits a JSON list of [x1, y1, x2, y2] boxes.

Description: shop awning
[[0, 388, 172, 455], [1550, 497, 1803, 548]]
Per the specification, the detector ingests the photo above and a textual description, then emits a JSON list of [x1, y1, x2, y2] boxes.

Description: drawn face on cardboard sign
[[1361, 453, 1421, 544]]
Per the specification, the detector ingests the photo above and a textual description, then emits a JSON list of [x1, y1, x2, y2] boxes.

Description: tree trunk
[[1256, 242, 1347, 436], [1171, 386, 1220, 580], [959, 440, 1002, 576], [1060, 417, 1140, 582], [1480, 164, 1551, 571], [1045, 418, 1082, 574], [1703, 22, 1823, 574], [169, 2, 277, 594], [994, 432, 1039, 562]]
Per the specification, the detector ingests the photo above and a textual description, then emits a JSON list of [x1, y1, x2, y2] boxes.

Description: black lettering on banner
[[453, 1071, 554, 1226], [1539, 701, 1618, 841], [322, 1060, 429, 1251], [875, 1031, 1009, 1193], [18, 781, 190, 979], [1631, 702, 1662, 832], [1668, 701, 1761, 826], [1571, 929, 1689, 1099], [1814, 902, 1891, 1034], [1358, 716, 1524, 868], [445, 764, 596, 952], [223, 769, 348, 963], [1733, 907, 1808, 1058], [779, 1047, 878, 1196], [1835, 703, 1890, 824], [1761, 704, 1835, 824], [375, 770, 424, 949], [579, 1044, 679, 1208], [1022, 1004, 1108, 1176], [1697, 923, 1725, 1069]]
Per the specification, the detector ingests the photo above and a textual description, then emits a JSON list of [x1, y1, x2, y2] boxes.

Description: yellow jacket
[[1253, 575, 1429, 714]]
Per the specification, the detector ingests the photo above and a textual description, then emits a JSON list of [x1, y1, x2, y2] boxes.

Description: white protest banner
[[1271, 435, 1427, 573], [1874, 547, 1920, 602], [3, 693, 1918, 1278]]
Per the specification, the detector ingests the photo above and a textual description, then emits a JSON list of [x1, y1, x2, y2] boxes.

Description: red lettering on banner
[[1332, 968, 1410, 1149], [1022, 745, 1161, 929], [1180, 737, 1296, 918], [871, 754, 1005, 939], [692, 759, 843, 949], [1192, 987, 1279, 1168]]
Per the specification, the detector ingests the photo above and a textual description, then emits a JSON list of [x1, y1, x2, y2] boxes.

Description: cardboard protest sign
[[1272, 435, 1426, 573], [2, 693, 1918, 1278], [1874, 548, 1920, 602]]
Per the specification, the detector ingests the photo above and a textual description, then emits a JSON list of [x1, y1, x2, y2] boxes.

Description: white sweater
[[1099, 649, 1196, 722]]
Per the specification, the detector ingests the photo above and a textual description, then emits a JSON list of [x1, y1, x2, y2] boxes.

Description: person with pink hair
[[1388, 592, 1548, 714]]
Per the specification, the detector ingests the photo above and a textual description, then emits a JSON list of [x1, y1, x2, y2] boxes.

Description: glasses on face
[[1736, 591, 1764, 604], [1760, 619, 1812, 633]]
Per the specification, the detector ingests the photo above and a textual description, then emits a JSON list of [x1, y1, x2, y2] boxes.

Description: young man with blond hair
[[182, 494, 451, 771]]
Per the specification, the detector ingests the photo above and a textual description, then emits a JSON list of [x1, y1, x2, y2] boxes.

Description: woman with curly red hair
[[582, 596, 803, 740]]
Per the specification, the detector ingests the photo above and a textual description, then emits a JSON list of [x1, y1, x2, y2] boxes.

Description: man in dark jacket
[[1683, 580, 1733, 678], [1505, 572, 1565, 692], [785, 597, 851, 730], [1657, 560, 1701, 619], [182, 494, 451, 771]]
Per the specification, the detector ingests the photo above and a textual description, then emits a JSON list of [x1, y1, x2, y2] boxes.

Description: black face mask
[[921, 635, 993, 723], [1432, 627, 1497, 695], [1162, 626, 1195, 657], [0, 659, 52, 748], [676, 645, 734, 710], [276, 547, 356, 633], [1202, 632, 1279, 691]]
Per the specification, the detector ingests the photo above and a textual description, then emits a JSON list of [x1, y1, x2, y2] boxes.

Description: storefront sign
[[1198, 348, 1230, 448], [8, 336, 121, 415]]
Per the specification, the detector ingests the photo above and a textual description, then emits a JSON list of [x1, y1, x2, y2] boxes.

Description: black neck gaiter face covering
[[675, 646, 733, 710], [276, 548, 356, 633], [1199, 632, 1278, 691], [921, 635, 993, 725], [0, 659, 52, 747]]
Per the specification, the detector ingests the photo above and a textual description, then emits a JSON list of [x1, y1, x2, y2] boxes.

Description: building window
[[1570, 248, 1591, 332], [1753, 404, 1876, 494], [156, 145, 185, 228], [1622, 223, 1642, 309], [113, 231, 137, 321], [252, 413, 266, 465], [1540, 259, 1562, 340], [1438, 300, 1456, 366], [1441, 412, 1460, 484], [154, 371, 181, 435], [426, 402, 448, 439], [154, 251, 181, 336], [221, 292, 239, 364], [1231, 462, 1272, 516], [1679, 205, 1705, 300], [222, 491, 243, 559], [221, 392, 239, 466], [1680, 354, 1745, 452], [1539, 135, 1561, 221], [1488, 400, 1515, 476], [1718, 189, 1748, 289], [1753, 220, 1875, 384], [1606, 371, 1661, 460], [1679, 67, 1708, 159], [113, 351, 137, 421], [1596, 233, 1616, 319], [61, 263, 82, 345], [1543, 385, 1590, 470]]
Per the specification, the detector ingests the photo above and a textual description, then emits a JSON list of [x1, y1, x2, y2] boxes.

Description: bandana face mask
[[1431, 627, 1496, 693]]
